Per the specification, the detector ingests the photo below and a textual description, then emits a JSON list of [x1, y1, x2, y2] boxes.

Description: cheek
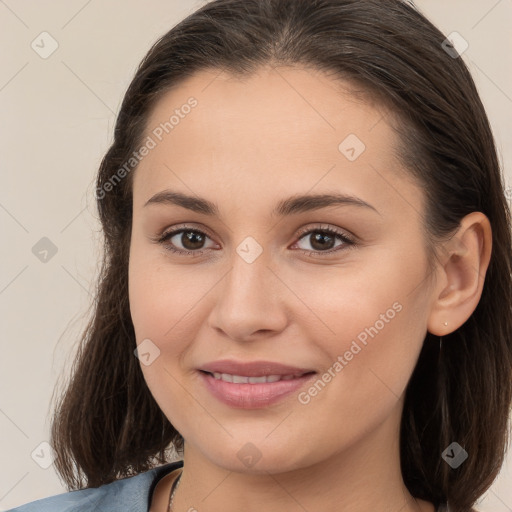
[[290, 247, 430, 399], [128, 243, 190, 340], [287, 287, 426, 454], [128, 249, 216, 372], [128, 253, 200, 423]]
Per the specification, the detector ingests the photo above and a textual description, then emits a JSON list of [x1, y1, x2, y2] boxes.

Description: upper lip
[[199, 359, 316, 377]]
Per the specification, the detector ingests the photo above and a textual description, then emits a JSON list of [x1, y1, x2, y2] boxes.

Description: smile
[[209, 372, 306, 383], [199, 370, 316, 408]]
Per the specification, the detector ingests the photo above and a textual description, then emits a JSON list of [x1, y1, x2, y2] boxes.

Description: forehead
[[144, 65, 389, 151], [133, 66, 423, 218]]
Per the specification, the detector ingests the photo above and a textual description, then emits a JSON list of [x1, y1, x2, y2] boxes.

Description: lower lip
[[199, 371, 316, 409]]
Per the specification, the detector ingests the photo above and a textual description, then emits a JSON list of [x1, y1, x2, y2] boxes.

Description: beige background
[[1, 0, 511, 510]]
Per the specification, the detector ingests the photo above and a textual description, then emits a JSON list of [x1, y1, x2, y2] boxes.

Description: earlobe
[[427, 211, 492, 336]]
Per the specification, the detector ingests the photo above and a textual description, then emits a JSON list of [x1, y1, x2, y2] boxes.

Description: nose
[[206, 245, 289, 342]]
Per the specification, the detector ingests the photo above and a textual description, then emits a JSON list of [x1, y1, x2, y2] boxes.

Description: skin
[[127, 65, 492, 512]]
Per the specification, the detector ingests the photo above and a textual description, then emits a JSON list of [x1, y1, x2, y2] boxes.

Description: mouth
[[198, 368, 317, 409], [199, 370, 315, 383], [198, 359, 316, 378]]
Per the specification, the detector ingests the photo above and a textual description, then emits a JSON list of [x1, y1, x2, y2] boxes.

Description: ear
[[427, 211, 492, 336]]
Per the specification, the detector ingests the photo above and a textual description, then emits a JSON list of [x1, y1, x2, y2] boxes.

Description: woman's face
[[128, 66, 437, 473]]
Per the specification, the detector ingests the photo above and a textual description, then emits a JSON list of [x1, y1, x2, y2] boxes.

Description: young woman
[[9, 0, 512, 511]]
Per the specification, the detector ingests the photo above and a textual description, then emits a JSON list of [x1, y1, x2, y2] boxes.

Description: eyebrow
[[143, 190, 379, 216]]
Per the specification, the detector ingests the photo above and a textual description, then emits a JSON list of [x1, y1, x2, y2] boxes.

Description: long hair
[[50, 1, 512, 510]]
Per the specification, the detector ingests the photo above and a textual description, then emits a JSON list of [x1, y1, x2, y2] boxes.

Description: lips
[[198, 359, 317, 408], [199, 359, 315, 378], [209, 372, 301, 383]]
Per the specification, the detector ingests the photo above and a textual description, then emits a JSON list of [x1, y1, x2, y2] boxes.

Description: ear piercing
[[439, 322, 449, 355]]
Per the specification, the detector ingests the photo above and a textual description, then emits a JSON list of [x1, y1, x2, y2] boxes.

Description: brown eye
[[158, 228, 216, 255], [154, 224, 356, 258], [302, 231, 337, 251], [176, 230, 207, 250], [293, 226, 356, 256]]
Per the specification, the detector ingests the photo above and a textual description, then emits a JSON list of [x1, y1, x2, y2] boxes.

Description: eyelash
[[152, 224, 356, 258]]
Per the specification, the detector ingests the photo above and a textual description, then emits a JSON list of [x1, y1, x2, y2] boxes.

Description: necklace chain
[[167, 470, 183, 511]]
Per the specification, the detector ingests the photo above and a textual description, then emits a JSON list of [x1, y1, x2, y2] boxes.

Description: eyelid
[[152, 222, 357, 257], [156, 222, 355, 243], [158, 222, 216, 241], [152, 223, 219, 256], [294, 223, 356, 243]]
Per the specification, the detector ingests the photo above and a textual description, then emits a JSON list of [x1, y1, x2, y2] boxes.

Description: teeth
[[211, 372, 302, 383], [248, 376, 267, 383]]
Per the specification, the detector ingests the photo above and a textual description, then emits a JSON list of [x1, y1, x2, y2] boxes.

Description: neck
[[170, 402, 434, 512]]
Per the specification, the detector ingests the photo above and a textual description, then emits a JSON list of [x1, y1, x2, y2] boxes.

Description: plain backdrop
[[1, 0, 511, 510]]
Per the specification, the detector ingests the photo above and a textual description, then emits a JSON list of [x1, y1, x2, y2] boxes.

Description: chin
[[192, 432, 313, 475]]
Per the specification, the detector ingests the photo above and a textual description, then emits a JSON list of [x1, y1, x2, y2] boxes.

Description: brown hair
[[50, 1, 512, 510]]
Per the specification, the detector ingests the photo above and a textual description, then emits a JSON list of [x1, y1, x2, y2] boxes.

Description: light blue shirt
[[8, 460, 459, 512], [7, 460, 183, 512]]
